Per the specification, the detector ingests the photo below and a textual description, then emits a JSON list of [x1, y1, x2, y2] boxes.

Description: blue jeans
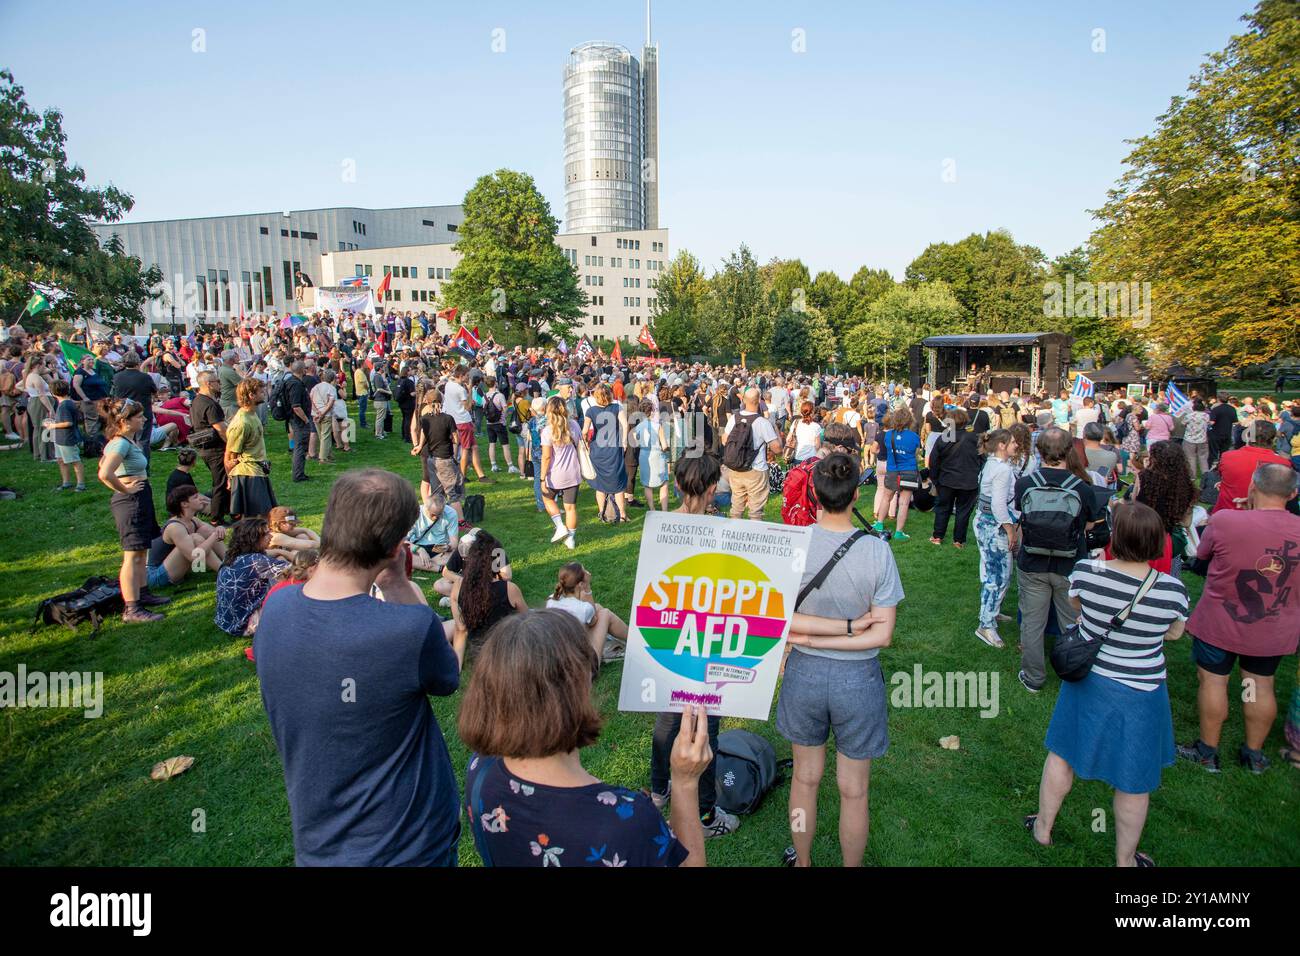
[[357, 394, 368, 430], [531, 445, 544, 510]]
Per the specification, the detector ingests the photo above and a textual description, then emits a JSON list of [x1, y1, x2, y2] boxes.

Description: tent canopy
[[1089, 355, 1147, 384]]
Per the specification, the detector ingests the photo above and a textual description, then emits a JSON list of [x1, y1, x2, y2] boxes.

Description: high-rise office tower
[[563, 3, 659, 232]]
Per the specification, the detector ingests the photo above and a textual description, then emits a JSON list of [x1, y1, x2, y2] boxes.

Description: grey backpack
[[715, 729, 790, 815], [1019, 471, 1086, 559]]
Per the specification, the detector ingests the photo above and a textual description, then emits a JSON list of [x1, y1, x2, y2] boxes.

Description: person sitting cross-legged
[[146, 484, 228, 590]]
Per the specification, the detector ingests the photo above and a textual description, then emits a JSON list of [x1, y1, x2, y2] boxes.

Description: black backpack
[[722, 411, 759, 472], [484, 393, 502, 424], [715, 729, 791, 815], [463, 494, 485, 524], [33, 576, 124, 636], [268, 374, 291, 421], [1020, 471, 1086, 559]]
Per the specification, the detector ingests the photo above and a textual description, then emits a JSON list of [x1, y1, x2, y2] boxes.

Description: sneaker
[[123, 607, 165, 623], [871, 521, 885, 532], [550, 523, 568, 543], [54, 484, 72, 492], [4, 432, 19, 440], [650, 786, 670, 811], [137, 589, 172, 607], [627, 499, 645, 508], [437, 596, 451, 608], [1176, 740, 1221, 772], [702, 807, 740, 839], [564, 534, 576, 551], [1017, 670, 1042, 693], [74, 485, 86, 492], [781, 845, 798, 867], [508, 466, 519, 474], [974, 627, 1005, 649], [891, 531, 910, 542], [1238, 744, 1270, 774], [476, 477, 495, 485]]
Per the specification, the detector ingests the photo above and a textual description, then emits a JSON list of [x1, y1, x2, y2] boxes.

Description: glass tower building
[[563, 38, 658, 233]]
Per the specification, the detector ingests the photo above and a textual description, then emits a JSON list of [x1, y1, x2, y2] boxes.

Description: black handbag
[[1051, 568, 1157, 682]]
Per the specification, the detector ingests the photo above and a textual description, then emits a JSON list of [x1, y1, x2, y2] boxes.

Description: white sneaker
[[490, 464, 499, 472], [508, 466, 519, 474], [703, 808, 740, 839], [437, 596, 451, 608], [650, 783, 670, 811], [3, 432, 18, 440], [564, 533, 576, 550], [550, 523, 568, 543]]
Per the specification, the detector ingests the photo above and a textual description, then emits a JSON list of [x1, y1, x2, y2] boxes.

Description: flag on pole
[[23, 292, 52, 318], [339, 276, 370, 288], [556, 337, 569, 356], [436, 307, 458, 324], [1071, 373, 1095, 400], [1167, 381, 1191, 416], [638, 326, 658, 351], [452, 326, 480, 353], [373, 271, 392, 300], [611, 339, 623, 364], [575, 335, 595, 362]]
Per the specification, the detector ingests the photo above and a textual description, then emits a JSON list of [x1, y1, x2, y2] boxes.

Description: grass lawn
[[1, 413, 1296, 867]]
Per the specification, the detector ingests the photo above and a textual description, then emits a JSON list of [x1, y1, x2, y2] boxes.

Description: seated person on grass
[[407, 499, 460, 572], [146, 484, 228, 590], [266, 506, 321, 561]]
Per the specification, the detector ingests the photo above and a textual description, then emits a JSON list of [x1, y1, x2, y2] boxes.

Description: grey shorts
[[426, 456, 464, 511], [776, 651, 889, 760], [55, 444, 81, 464]]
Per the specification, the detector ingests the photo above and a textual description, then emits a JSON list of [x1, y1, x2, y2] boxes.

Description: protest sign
[[617, 511, 812, 720]]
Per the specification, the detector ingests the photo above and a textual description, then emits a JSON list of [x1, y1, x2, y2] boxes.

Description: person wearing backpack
[[1013, 427, 1106, 692], [482, 376, 514, 474], [777, 453, 903, 867], [781, 423, 860, 526], [721, 387, 782, 520]]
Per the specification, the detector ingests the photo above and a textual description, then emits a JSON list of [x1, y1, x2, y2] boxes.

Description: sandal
[[1134, 851, 1155, 868], [1023, 813, 1052, 847], [1278, 746, 1300, 770]]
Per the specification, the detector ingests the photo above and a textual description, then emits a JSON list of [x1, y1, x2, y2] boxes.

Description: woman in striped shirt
[[1026, 502, 1188, 866]]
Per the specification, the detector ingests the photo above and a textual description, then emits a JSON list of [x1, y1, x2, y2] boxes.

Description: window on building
[[364, 264, 373, 276], [282, 261, 293, 302], [253, 271, 264, 310], [301, 231, 318, 240], [196, 274, 208, 312], [383, 265, 391, 276], [423, 219, 436, 227], [219, 270, 231, 312], [262, 266, 273, 305], [447, 224, 457, 232], [242, 271, 252, 309], [591, 236, 597, 246], [260, 226, 269, 235]]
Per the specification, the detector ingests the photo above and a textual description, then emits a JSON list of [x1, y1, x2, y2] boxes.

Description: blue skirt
[[1044, 671, 1174, 794]]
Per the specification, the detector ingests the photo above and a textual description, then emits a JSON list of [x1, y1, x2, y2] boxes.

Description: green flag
[[23, 292, 52, 317], [58, 339, 114, 383]]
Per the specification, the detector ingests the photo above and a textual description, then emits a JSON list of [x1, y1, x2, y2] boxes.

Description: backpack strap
[[797, 530, 867, 609]]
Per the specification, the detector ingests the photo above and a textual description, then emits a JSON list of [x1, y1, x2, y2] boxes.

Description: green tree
[[1090, 0, 1300, 367], [808, 270, 856, 336], [848, 266, 895, 313], [904, 230, 1047, 332], [1044, 246, 1145, 366], [843, 282, 964, 375], [0, 69, 161, 332], [762, 258, 813, 315], [649, 249, 708, 356], [769, 307, 837, 371], [441, 168, 586, 345], [706, 245, 768, 367]]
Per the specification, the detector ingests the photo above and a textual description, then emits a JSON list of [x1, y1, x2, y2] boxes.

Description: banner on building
[[616, 511, 813, 720], [314, 288, 376, 317]]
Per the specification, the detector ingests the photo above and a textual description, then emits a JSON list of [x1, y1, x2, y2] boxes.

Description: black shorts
[[110, 483, 160, 552], [486, 423, 509, 445], [542, 484, 579, 505], [1191, 636, 1283, 678]]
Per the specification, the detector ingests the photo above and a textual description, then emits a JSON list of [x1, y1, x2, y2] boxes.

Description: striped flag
[[339, 276, 369, 288], [638, 326, 658, 351], [1071, 373, 1095, 399], [1167, 381, 1191, 415], [575, 336, 595, 361], [452, 325, 480, 353]]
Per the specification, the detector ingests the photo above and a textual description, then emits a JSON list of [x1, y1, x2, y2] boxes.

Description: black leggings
[[651, 711, 721, 815]]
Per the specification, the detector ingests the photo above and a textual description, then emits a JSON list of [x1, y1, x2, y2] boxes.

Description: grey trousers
[[1016, 568, 1078, 688]]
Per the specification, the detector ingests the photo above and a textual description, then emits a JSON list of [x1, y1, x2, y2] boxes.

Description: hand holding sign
[[670, 705, 713, 782]]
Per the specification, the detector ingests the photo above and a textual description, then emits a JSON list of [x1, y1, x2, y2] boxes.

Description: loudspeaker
[[907, 345, 922, 389]]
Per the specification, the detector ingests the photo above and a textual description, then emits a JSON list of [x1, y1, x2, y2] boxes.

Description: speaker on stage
[[907, 345, 922, 389]]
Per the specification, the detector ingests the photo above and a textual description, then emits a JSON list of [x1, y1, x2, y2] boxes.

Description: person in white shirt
[[722, 387, 782, 520], [309, 370, 340, 462], [768, 379, 791, 433], [1073, 396, 1102, 438], [443, 367, 487, 481]]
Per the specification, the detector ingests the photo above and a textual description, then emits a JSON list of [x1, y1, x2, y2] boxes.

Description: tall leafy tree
[[762, 258, 813, 314], [0, 69, 161, 332], [904, 230, 1047, 332], [649, 249, 708, 355], [1090, 0, 1300, 368], [1045, 246, 1145, 366], [770, 307, 837, 371], [441, 169, 586, 345], [843, 282, 964, 375], [706, 245, 768, 367], [808, 270, 856, 336], [848, 266, 895, 314]]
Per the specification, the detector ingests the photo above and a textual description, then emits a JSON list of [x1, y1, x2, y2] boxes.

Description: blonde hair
[[545, 396, 572, 445]]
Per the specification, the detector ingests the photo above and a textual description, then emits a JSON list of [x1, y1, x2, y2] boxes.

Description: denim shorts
[[776, 651, 889, 760], [146, 563, 174, 589]]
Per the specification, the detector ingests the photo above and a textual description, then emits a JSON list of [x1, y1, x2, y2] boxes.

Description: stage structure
[[910, 332, 1074, 396]]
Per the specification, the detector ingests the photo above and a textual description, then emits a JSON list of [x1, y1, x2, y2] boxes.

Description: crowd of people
[[4, 306, 1299, 868]]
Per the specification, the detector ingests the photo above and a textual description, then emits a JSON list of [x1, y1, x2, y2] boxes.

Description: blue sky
[[1, 0, 1249, 279]]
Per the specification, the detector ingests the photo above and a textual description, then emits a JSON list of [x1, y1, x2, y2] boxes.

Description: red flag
[[453, 325, 480, 351], [472, 326, 480, 340], [638, 326, 658, 351], [376, 331, 387, 356], [611, 339, 623, 364], [374, 271, 392, 300], [436, 307, 458, 323]]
